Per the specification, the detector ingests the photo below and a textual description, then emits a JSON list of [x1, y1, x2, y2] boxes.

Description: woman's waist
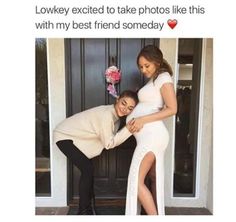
[[127, 103, 162, 120], [133, 121, 168, 137], [134, 102, 162, 111]]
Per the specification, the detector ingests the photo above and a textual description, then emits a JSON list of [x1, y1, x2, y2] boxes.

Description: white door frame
[[36, 38, 67, 207]]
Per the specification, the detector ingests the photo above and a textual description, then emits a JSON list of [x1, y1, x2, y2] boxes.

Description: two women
[[54, 45, 177, 216]]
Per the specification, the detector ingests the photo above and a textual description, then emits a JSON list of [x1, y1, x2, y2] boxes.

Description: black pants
[[56, 140, 94, 211]]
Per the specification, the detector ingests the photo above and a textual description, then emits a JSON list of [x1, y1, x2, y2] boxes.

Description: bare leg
[[138, 152, 157, 215], [148, 161, 158, 213]]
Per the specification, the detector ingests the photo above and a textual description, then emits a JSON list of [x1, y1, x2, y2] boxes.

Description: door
[[64, 38, 159, 203]]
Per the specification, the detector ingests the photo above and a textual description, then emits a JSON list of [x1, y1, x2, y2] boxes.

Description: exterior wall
[[192, 38, 213, 210], [36, 39, 67, 206], [203, 39, 213, 213]]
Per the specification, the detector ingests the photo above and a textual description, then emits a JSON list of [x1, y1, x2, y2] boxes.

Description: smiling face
[[138, 56, 160, 79], [114, 96, 136, 117]]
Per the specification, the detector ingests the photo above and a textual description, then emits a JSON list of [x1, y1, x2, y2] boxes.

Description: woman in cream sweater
[[54, 90, 138, 215]]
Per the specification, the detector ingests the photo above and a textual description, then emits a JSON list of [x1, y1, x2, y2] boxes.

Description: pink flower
[[105, 66, 121, 98], [105, 66, 121, 84]]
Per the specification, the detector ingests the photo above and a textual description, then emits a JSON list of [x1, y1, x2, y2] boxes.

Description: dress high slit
[[125, 72, 173, 215]]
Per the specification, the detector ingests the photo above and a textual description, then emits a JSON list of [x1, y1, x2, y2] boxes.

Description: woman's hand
[[126, 123, 134, 133], [127, 117, 144, 133]]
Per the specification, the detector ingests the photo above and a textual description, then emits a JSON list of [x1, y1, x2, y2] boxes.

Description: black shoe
[[91, 197, 98, 215], [77, 206, 93, 215]]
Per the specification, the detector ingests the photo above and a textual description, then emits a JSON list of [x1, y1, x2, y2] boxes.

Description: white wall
[[203, 39, 213, 213]]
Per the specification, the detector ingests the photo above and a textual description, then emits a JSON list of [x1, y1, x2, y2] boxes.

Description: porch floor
[[35, 206, 212, 215]]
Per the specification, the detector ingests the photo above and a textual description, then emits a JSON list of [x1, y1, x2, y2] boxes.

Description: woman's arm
[[100, 115, 133, 150], [128, 83, 177, 132]]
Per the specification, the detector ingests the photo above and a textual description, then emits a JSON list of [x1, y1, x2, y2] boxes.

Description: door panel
[[120, 39, 143, 91], [65, 38, 159, 202], [84, 39, 107, 109]]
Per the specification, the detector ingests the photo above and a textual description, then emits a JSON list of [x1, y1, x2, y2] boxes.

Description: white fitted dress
[[125, 72, 173, 215]]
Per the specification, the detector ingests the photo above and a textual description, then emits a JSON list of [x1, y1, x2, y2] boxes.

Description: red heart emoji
[[167, 19, 177, 29]]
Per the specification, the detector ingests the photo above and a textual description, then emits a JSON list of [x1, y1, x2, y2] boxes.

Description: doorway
[[64, 38, 159, 203], [174, 39, 203, 197]]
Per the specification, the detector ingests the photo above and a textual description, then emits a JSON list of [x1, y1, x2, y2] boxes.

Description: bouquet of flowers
[[105, 65, 121, 98]]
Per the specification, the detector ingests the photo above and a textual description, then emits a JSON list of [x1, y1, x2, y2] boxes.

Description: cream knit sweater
[[54, 105, 132, 159]]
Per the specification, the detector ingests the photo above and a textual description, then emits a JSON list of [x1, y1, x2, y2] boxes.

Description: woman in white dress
[[125, 45, 177, 215]]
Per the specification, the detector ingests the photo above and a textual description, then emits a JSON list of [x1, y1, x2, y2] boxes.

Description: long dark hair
[[137, 45, 173, 80]]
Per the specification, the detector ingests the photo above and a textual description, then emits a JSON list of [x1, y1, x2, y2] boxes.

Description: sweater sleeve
[[100, 117, 132, 150]]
